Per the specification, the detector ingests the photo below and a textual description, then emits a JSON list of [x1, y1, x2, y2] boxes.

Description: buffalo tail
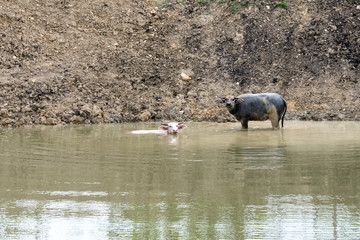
[[281, 98, 287, 128]]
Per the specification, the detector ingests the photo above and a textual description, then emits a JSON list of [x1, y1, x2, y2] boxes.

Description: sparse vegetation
[[275, 1, 287, 8], [240, 0, 249, 6], [161, 0, 171, 8], [228, 1, 238, 13], [197, 0, 217, 4]]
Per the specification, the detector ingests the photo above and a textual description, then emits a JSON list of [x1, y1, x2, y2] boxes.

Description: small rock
[[92, 116, 103, 124], [92, 105, 103, 117], [1, 118, 14, 126], [22, 105, 32, 113], [70, 115, 85, 124], [187, 91, 197, 97], [46, 118, 58, 125], [0, 108, 8, 116], [181, 72, 191, 80], [139, 110, 151, 121]]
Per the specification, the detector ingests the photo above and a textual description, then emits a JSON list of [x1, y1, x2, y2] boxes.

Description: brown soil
[[1, 0, 359, 127]]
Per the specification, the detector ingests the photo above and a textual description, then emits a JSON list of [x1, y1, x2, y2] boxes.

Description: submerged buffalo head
[[159, 122, 187, 134]]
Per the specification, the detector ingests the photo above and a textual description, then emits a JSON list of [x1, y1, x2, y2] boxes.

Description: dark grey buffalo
[[216, 93, 287, 129]]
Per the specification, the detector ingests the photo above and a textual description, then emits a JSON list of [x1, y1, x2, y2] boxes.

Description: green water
[[0, 121, 359, 239]]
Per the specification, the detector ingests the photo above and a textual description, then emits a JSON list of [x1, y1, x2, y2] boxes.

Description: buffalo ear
[[178, 124, 187, 130], [159, 122, 169, 130], [216, 98, 225, 103], [159, 126, 168, 130], [235, 98, 244, 103]]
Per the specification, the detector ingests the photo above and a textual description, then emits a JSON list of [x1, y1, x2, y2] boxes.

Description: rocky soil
[[1, 0, 359, 127]]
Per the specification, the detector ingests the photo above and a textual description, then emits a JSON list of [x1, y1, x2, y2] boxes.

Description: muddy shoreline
[[1, 0, 359, 127]]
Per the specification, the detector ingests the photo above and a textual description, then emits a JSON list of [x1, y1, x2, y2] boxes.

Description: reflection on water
[[0, 121, 360, 239]]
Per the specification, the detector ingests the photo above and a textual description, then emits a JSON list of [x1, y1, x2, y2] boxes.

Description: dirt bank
[[1, 0, 359, 127]]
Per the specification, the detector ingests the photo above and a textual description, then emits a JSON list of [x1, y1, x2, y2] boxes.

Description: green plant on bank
[[197, 0, 217, 3], [228, 0, 237, 13], [229, 0, 248, 13], [161, 0, 171, 8], [275, 1, 287, 8], [240, 0, 249, 6]]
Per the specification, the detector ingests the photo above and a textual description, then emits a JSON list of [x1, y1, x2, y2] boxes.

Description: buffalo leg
[[241, 120, 248, 129], [269, 108, 280, 129], [270, 118, 280, 129]]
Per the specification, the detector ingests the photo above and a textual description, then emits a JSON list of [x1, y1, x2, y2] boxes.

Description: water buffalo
[[216, 93, 287, 129], [131, 122, 187, 135]]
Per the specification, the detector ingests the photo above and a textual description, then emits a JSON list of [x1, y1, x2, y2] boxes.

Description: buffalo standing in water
[[216, 93, 287, 129]]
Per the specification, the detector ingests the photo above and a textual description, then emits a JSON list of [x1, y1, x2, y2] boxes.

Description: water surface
[[0, 121, 360, 239]]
